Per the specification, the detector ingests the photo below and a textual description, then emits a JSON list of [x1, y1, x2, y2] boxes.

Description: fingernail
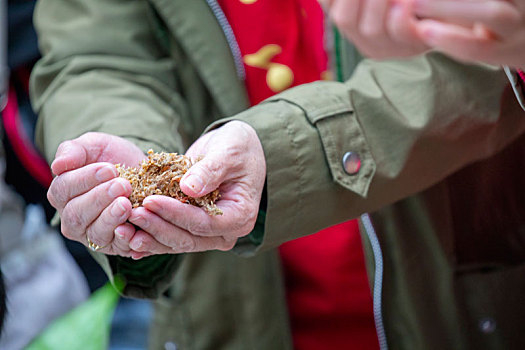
[[109, 180, 127, 197], [130, 214, 149, 229], [183, 174, 204, 194], [96, 166, 117, 182], [111, 199, 127, 218], [143, 198, 159, 211], [114, 227, 125, 240], [130, 238, 142, 250]]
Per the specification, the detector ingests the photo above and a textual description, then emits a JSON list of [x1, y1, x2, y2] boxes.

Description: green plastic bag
[[26, 279, 123, 350]]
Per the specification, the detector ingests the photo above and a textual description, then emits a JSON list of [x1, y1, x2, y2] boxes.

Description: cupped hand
[[127, 121, 266, 256], [48, 132, 146, 256], [319, 0, 429, 59], [413, 0, 525, 68]]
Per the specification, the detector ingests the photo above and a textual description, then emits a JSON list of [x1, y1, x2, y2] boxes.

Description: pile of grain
[[116, 150, 222, 215]]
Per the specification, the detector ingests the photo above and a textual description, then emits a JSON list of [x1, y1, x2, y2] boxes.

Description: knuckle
[[97, 209, 118, 230], [56, 140, 74, 156], [237, 206, 258, 234], [179, 237, 196, 251], [359, 22, 382, 40], [60, 221, 75, 240], [93, 184, 112, 207], [61, 204, 85, 233], [331, 11, 352, 30], [49, 176, 70, 207], [47, 188, 58, 209], [203, 160, 222, 180], [187, 219, 211, 235]]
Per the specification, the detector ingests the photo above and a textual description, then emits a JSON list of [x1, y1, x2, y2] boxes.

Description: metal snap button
[[479, 317, 496, 334], [164, 341, 178, 350], [342, 151, 361, 175]]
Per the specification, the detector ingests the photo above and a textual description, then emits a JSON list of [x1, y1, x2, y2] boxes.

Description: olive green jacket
[[31, 0, 525, 349]]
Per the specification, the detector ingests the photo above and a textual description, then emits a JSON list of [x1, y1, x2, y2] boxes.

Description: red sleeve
[[517, 69, 525, 84], [517, 69, 525, 95]]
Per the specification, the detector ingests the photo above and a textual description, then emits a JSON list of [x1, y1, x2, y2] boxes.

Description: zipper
[[361, 213, 388, 350], [0, 0, 8, 112], [205, 6, 389, 348], [204, 0, 246, 81], [332, 23, 389, 350]]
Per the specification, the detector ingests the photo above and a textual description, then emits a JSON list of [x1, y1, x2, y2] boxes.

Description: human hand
[[319, 0, 429, 59], [413, 0, 525, 68], [127, 121, 266, 256], [48, 132, 146, 257]]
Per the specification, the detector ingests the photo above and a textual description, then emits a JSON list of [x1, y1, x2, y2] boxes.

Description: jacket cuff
[[89, 251, 182, 299]]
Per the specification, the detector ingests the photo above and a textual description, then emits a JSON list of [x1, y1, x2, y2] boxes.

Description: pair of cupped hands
[[47, 122, 265, 259]]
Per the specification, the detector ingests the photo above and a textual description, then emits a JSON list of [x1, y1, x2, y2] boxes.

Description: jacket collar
[[149, 0, 250, 116]]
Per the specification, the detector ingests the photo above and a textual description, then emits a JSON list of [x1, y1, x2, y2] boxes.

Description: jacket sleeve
[[30, 0, 184, 298], [225, 53, 525, 255]]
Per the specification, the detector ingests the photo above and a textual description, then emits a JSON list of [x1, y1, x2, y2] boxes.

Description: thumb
[[50, 140, 88, 176], [180, 154, 227, 198]]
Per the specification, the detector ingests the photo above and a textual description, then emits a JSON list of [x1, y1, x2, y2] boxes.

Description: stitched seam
[[266, 97, 351, 124], [281, 110, 304, 241]]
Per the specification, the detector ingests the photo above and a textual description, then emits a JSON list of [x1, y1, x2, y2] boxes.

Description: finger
[[413, 0, 520, 37], [113, 222, 136, 253], [330, 0, 362, 40], [387, 2, 429, 48], [130, 251, 151, 260], [47, 162, 119, 210], [51, 140, 89, 175], [129, 230, 173, 254], [416, 19, 496, 63], [85, 196, 133, 251], [129, 229, 236, 254], [60, 177, 132, 240], [359, 0, 390, 39], [52, 133, 145, 176], [142, 195, 256, 238], [179, 153, 229, 198], [129, 206, 199, 250]]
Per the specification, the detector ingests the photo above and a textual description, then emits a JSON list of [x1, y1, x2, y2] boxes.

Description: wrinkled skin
[[318, 0, 429, 59], [48, 121, 266, 258], [127, 121, 266, 256], [414, 0, 525, 69], [48, 132, 144, 257]]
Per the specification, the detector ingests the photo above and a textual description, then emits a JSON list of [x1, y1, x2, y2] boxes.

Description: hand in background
[[48, 132, 146, 257], [127, 121, 266, 256], [414, 0, 525, 68], [319, 0, 429, 59]]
